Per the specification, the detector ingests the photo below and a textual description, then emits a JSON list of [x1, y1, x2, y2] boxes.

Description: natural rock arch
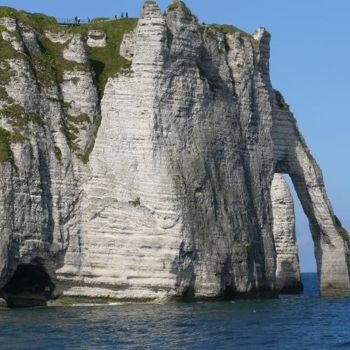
[[271, 90, 350, 295]]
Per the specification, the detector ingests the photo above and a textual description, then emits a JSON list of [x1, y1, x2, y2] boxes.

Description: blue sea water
[[1, 273, 350, 349]]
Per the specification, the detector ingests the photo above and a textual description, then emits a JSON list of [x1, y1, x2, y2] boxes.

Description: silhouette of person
[[126, 12, 128, 18], [121, 12, 124, 18]]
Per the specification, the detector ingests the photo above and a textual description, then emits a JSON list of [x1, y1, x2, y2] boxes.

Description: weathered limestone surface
[[87, 30, 106, 48], [271, 174, 302, 293], [0, 0, 349, 306], [272, 91, 350, 296]]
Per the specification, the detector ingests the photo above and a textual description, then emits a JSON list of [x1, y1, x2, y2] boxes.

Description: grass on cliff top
[[167, 0, 198, 21], [204, 24, 252, 39], [0, 6, 137, 95], [67, 18, 137, 96], [166, 2, 251, 38], [0, 6, 59, 31]]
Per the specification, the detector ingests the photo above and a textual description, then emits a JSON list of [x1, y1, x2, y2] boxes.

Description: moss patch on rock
[[77, 114, 101, 164], [204, 24, 251, 38], [334, 215, 350, 242], [0, 104, 43, 128], [129, 197, 141, 207], [32, 36, 87, 86], [54, 145, 62, 164], [0, 62, 16, 86], [0, 127, 13, 162], [0, 35, 23, 60]]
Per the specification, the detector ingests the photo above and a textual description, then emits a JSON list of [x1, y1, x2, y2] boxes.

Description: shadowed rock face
[[0, 0, 349, 306]]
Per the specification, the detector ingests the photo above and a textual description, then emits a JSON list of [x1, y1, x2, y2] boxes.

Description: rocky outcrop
[[271, 90, 350, 296], [87, 30, 106, 48], [271, 174, 302, 293], [0, 0, 349, 306]]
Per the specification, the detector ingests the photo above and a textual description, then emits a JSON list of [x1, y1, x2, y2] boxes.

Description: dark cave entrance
[[1, 264, 55, 308]]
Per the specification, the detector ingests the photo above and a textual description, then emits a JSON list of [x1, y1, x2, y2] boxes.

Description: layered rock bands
[[0, 0, 349, 307]]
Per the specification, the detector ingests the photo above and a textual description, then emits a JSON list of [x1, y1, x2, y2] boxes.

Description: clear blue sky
[[2, 0, 349, 273]]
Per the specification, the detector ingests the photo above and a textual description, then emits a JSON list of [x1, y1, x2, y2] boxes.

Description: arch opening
[[271, 173, 319, 295], [285, 175, 320, 296], [1, 264, 55, 308]]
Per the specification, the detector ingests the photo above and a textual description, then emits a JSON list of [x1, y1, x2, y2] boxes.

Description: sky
[[1, 0, 349, 273]]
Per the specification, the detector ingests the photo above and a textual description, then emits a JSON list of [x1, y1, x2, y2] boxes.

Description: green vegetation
[[167, 2, 181, 11], [239, 241, 251, 254], [0, 7, 138, 163], [0, 6, 137, 95], [31, 37, 87, 86], [0, 34, 23, 60], [199, 24, 257, 50], [0, 127, 12, 162], [77, 114, 102, 164], [204, 24, 251, 38], [54, 145, 62, 164], [167, 1, 198, 21], [70, 77, 80, 85], [334, 215, 350, 242], [0, 87, 11, 102], [0, 104, 43, 129], [60, 118, 79, 152], [67, 18, 137, 96], [10, 129, 25, 143], [0, 103, 41, 145], [60, 108, 92, 154], [0, 6, 59, 31], [275, 90, 288, 109], [0, 62, 16, 87], [129, 197, 141, 207]]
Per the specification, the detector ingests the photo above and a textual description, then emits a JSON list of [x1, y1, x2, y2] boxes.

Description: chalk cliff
[[0, 0, 349, 307]]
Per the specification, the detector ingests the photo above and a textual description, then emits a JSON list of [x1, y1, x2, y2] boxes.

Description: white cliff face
[[271, 174, 302, 293], [272, 91, 350, 295], [0, 0, 349, 306], [58, 1, 183, 301]]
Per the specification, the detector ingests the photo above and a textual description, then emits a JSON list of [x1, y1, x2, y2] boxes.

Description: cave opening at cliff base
[[1, 263, 55, 308]]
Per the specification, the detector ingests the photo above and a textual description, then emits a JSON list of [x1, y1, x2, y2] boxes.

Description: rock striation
[[271, 174, 302, 293], [0, 0, 349, 307]]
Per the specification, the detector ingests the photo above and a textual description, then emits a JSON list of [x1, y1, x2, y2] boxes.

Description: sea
[[0, 273, 350, 350]]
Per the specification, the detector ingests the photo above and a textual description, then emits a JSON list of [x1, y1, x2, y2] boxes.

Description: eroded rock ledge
[[0, 0, 349, 307]]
